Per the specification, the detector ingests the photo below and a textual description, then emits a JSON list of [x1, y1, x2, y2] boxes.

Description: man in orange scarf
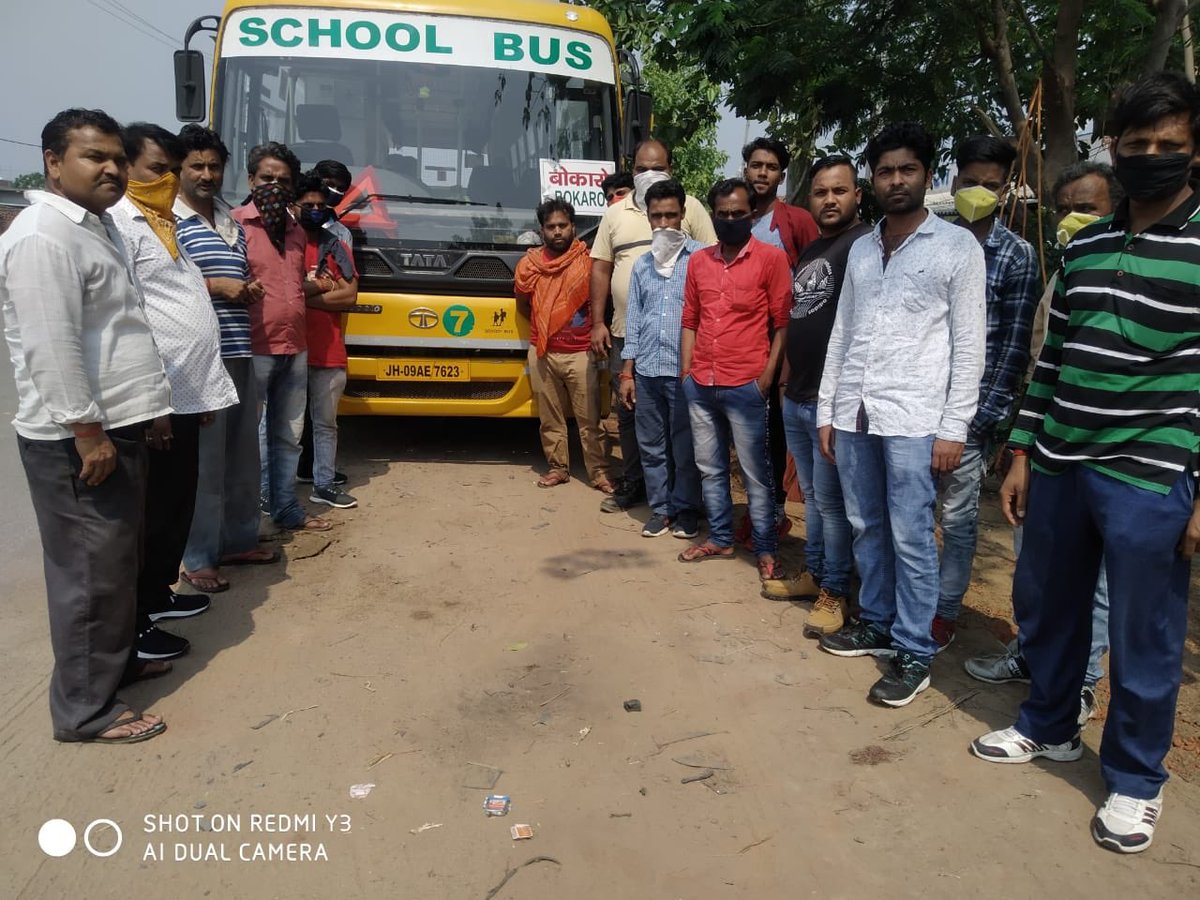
[[515, 199, 612, 491]]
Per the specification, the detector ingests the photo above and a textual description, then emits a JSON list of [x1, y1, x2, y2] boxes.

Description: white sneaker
[[970, 726, 1083, 764], [1092, 790, 1163, 854], [1078, 687, 1098, 728]]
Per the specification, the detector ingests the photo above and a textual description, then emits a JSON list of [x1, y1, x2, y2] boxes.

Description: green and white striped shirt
[[1010, 189, 1200, 495]]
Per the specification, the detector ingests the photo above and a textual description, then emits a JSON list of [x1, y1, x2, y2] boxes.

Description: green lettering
[[270, 17, 303, 48], [346, 20, 380, 50], [565, 40, 592, 71], [425, 24, 451, 54], [309, 18, 341, 47], [494, 32, 523, 62], [239, 16, 268, 47], [529, 36, 559, 66], [385, 22, 419, 52]]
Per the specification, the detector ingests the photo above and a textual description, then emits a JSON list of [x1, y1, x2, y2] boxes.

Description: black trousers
[[19, 425, 149, 740]]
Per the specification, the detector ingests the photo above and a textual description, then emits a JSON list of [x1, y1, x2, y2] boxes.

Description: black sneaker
[[641, 514, 672, 537], [819, 621, 895, 658], [869, 652, 931, 707], [601, 478, 646, 513], [671, 512, 700, 539], [310, 486, 358, 508], [148, 591, 211, 622], [298, 470, 347, 485], [137, 624, 190, 660]]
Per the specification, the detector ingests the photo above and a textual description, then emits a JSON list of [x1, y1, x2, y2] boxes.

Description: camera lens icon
[[39, 819, 123, 858]]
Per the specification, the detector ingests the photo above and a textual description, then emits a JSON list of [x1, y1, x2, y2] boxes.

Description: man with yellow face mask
[[110, 123, 238, 668], [931, 136, 1040, 651]]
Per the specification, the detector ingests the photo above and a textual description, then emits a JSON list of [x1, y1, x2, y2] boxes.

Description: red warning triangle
[[335, 165, 397, 237]]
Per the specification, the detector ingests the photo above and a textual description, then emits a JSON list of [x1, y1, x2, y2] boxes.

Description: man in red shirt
[[515, 199, 613, 491], [679, 178, 792, 583], [232, 143, 333, 532], [296, 174, 359, 510]]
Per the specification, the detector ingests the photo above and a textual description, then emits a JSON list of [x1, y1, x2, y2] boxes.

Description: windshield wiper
[[343, 192, 490, 213]]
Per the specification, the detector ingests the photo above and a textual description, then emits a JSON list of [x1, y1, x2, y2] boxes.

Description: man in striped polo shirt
[[971, 73, 1200, 855], [175, 125, 276, 594]]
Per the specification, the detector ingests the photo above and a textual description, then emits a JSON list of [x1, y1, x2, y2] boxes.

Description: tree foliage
[[12, 172, 45, 190], [590, 1, 728, 197]]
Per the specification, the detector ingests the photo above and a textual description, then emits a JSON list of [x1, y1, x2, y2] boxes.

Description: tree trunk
[[1040, 0, 1085, 193], [978, 0, 1029, 137], [1181, 13, 1195, 82], [1143, 0, 1188, 73]]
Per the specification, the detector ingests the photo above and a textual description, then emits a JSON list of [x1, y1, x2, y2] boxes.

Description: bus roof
[[218, 0, 615, 45]]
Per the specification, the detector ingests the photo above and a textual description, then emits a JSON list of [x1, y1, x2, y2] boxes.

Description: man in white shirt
[[816, 122, 986, 708], [1, 108, 172, 743], [110, 123, 238, 664]]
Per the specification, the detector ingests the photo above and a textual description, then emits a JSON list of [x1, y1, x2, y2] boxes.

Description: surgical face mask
[[1113, 152, 1192, 202], [954, 184, 999, 223], [299, 206, 332, 230], [650, 227, 687, 276], [1056, 212, 1100, 247], [633, 170, 670, 209], [713, 215, 753, 247]]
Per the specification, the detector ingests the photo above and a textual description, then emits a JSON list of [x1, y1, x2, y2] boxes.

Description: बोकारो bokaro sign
[[221, 7, 616, 83]]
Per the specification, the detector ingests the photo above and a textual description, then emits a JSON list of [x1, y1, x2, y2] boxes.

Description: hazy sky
[[0, 0, 756, 180]]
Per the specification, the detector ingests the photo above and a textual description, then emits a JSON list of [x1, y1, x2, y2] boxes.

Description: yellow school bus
[[176, 0, 645, 416]]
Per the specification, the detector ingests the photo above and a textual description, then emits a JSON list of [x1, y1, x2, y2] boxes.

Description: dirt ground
[[2, 416, 1199, 899]]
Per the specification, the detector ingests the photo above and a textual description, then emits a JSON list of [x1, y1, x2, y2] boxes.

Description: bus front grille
[[344, 380, 514, 401]]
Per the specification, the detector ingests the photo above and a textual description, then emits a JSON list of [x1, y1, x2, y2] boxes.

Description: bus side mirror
[[623, 89, 653, 156], [174, 49, 207, 122]]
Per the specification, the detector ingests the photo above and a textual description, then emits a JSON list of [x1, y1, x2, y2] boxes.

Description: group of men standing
[[0, 109, 359, 745], [517, 71, 1200, 855]]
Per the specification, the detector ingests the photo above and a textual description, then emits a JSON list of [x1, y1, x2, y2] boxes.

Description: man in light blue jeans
[[255, 351, 310, 528]]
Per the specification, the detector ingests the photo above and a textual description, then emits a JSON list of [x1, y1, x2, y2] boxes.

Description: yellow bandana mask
[[1056, 212, 1100, 247], [125, 172, 180, 259], [954, 185, 1000, 223]]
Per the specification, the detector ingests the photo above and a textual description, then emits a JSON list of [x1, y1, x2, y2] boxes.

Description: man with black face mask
[[972, 72, 1200, 856]]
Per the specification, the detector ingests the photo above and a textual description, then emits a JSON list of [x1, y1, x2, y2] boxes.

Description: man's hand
[[1178, 498, 1200, 559], [199, 412, 216, 427], [999, 455, 1030, 527], [618, 377, 636, 410], [756, 372, 773, 398], [246, 280, 266, 303], [591, 322, 611, 357], [208, 277, 250, 303], [818, 425, 836, 465], [75, 432, 117, 486], [146, 415, 173, 451], [931, 439, 965, 477]]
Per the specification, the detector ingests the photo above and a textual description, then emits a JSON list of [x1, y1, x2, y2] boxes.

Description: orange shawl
[[514, 239, 592, 357]]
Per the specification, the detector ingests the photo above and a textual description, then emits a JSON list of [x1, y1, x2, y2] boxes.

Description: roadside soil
[[2, 416, 1198, 899]]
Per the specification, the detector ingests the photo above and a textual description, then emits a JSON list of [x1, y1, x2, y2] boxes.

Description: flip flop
[[285, 516, 333, 532], [537, 471, 570, 488], [221, 548, 281, 566], [83, 711, 167, 745], [180, 570, 230, 594], [593, 479, 616, 494], [678, 543, 736, 563]]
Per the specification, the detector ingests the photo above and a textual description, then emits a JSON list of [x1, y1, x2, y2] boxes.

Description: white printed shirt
[[111, 197, 238, 415], [1, 191, 172, 440], [817, 211, 986, 441]]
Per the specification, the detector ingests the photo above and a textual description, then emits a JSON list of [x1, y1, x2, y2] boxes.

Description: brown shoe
[[760, 568, 820, 601], [803, 588, 848, 636]]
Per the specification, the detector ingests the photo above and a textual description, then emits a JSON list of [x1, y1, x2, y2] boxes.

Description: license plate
[[377, 359, 470, 381]]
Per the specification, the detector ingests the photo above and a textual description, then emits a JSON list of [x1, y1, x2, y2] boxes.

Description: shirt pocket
[[899, 269, 936, 313]]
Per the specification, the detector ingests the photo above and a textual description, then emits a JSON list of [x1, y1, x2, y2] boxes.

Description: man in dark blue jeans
[[775, 155, 871, 629], [971, 72, 1200, 855]]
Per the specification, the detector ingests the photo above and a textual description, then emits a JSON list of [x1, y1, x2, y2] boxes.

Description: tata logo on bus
[[235, 16, 596, 75]]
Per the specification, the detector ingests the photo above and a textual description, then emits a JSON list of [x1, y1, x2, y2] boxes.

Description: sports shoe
[[148, 591, 211, 622], [964, 641, 1031, 684], [1078, 686, 1098, 727], [137, 624, 190, 661], [298, 470, 347, 485], [600, 478, 645, 513], [969, 726, 1083, 763], [869, 651, 931, 707], [760, 568, 820, 601], [311, 486, 358, 509], [803, 588, 847, 636], [1091, 790, 1163, 854], [819, 621, 895, 658], [671, 512, 700, 539], [931, 615, 956, 653], [641, 514, 672, 537]]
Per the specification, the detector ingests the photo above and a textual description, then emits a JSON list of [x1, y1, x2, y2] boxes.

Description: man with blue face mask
[[971, 73, 1200, 855], [931, 136, 1040, 651], [589, 139, 716, 515]]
